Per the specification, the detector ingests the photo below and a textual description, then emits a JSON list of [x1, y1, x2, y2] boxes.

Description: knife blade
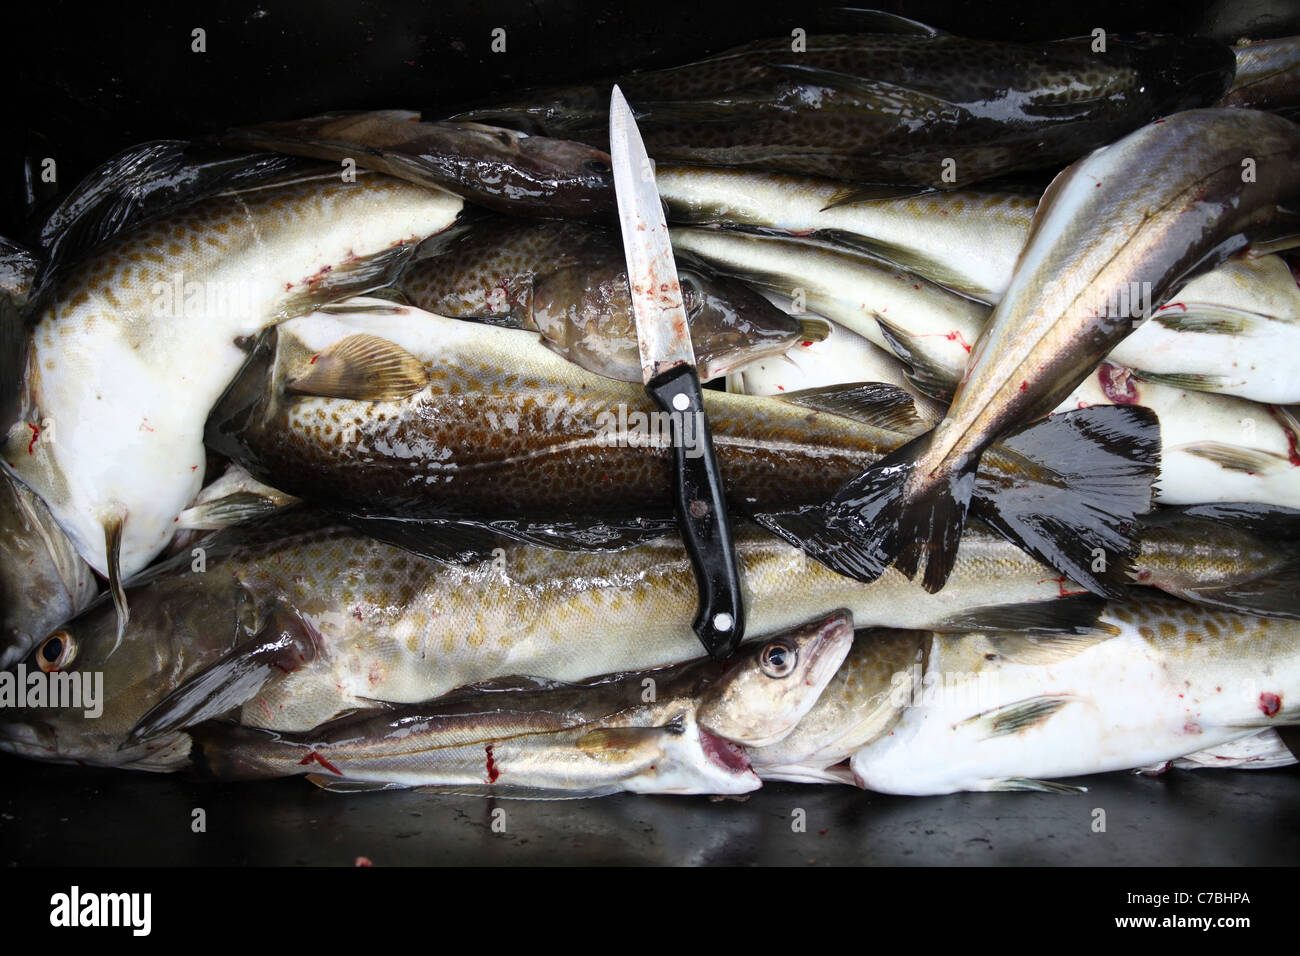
[[609, 84, 745, 659]]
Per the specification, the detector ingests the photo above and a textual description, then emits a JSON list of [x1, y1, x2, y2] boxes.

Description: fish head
[[0, 471, 98, 669], [1096, 34, 1239, 112], [749, 627, 932, 774], [0, 571, 250, 767], [678, 256, 804, 381], [696, 610, 855, 749]]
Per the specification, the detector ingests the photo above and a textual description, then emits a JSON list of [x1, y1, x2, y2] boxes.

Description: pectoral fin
[[105, 515, 128, 654], [124, 603, 320, 746], [285, 333, 429, 402], [958, 696, 1073, 739]]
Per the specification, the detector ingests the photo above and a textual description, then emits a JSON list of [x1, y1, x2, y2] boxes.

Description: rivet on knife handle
[[646, 364, 745, 658]]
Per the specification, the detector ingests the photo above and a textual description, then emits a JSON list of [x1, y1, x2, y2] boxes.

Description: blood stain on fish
[[485, 743, 500, 783], [26, 423, 39, 454], [299, 750, 344, 775], [1098, 363, 1138, 404], [1259, 692, 1282, 717]]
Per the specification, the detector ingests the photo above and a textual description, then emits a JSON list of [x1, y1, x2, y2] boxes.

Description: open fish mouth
[[700, 727, 753, 774]]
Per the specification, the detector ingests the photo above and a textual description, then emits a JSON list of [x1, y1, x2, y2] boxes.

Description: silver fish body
[[188, 611, 853, 797], [850, 596, 1300, 795]]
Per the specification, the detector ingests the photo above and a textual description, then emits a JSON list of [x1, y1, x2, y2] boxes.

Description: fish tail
[[755, 430, 977, 593], [972, 405, 1162, 597]]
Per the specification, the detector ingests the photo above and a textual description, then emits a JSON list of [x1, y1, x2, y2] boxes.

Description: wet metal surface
[[3, 756, 1296, 866]]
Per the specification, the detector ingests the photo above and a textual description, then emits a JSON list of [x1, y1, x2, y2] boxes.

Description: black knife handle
[[646, 364, 745, 659]]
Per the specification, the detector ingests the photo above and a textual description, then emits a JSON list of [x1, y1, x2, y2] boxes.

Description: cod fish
[[0, 507, 1133, 769], [729, 311, 1300, 511], [456, 28, 1234, 188], [1219, 36, 1300, 116], [657, 166, 1035, 304], [0, 470, 97, 670], [205, 304, 1158, 594], [397, 218, 808, 383], [220, 110, 615, 220], [1, 169, 463, 599], [188, 611, 853, 797], [7, 500, 1296, 769], [849, 594, 1300, 795], [818, 109, 1300, 593], [681, 227, 1300, 404]]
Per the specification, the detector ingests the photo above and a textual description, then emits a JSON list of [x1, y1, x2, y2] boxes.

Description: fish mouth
[[699, 727, 752, 775]]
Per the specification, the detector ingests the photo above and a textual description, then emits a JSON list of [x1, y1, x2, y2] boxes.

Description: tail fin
[[972, 405, 1161, 597], [757, 405, 1159, 595], [758, 429, 978, 592]]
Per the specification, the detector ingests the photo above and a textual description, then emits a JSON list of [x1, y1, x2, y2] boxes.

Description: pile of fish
[[3, 14, 1300, 798]]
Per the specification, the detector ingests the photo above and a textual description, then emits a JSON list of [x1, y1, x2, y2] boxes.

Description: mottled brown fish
[[398, 218, 807, 382], [455, 30, 1234, 187], [220, 110, 615, 219], [205, 303, 1159, 594]]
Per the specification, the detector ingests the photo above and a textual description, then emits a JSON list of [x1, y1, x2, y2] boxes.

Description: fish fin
[[768, 65, 970, 122], [973, 405, 1161, 597], [985, 631, 1117, 664], [1180, 567, 1300, 620], [798, 316, 832, 342], [285, 333, 429, 402], [987, 777, 1086, 794], [959, 695, 1073, 738], [810, 7, 944, 36], [177, 490, 295, 531], [1181, 442, 1279, 474], [1167, 501, 1300, 537], [1154, 306, 1261, 335], [1278, 727, 1300, 760], [780, 382, 921, 434], [104, 516, 129, 655], [346, 513, 678, 562], [0, 289, 29, 438], [315, 293, 414, 315], [1135, 370, 1235, 393], [935, 595, 1111, 636], [124, 604, 320, 746], [753, 504, 893, 583], [276, 242, 421, 320], [818, 185, 935, 211], [824, 231, 990, 301], [828, 428, 979, 593], [875, 319, 960, 402]]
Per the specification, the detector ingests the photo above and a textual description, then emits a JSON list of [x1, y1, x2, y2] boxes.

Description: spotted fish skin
[[2, 171, 463, 581], [398, 218, 800, 383], [849, 595, 1300, 795], [0, 508, 1102, 768], [204, 305, 1151, 575], [457, 33, 1235, 187]]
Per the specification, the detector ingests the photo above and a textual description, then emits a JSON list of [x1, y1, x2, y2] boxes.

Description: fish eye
[[759, 640, 796, 678], [36, 630, 76, 673], [583, 159, 611, 175]]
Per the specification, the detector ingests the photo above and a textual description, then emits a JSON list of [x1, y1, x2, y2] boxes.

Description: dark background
[[9, 0, 1300, 235], [5, 0, 1300, 866]]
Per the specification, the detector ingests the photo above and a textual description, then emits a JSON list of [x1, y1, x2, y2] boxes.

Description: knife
[[608, 84, 745, 659]]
